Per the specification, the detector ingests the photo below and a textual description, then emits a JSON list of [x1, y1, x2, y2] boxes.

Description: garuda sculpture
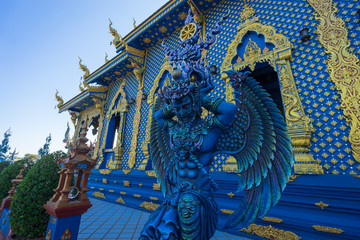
[[140, 9, 294, 240]]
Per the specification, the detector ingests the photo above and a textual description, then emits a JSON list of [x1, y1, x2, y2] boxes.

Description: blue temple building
[[57, 0, 360, 239]]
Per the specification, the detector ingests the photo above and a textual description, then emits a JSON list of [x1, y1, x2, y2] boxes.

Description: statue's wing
[[216, 76, 294, 229], [150, 97, 176, 197]]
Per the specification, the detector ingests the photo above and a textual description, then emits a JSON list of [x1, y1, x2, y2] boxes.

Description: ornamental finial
[[109, 18, 120, 46], [55, 90, 64, 109], [78, 57, 90, 79], [105, 52, 109, 63], [133, 17, 137, 28]]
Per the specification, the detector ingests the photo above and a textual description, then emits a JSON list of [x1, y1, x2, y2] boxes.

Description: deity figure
[[140, 10, 293, 240]]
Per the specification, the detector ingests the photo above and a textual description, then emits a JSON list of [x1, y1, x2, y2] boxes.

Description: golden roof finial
[[105, 52, 109, 63], [78, 56, 90, 80], [109, 18, 120, 46], [55, 89, 64, 109], [133, 17, 137, 28]]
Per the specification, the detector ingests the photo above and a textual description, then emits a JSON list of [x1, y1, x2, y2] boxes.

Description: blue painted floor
[[78, 198, 250, 240]]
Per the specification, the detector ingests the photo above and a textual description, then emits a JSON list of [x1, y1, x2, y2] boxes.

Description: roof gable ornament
[[78, 57, 90, 80], [238, 2, 259, 30], [55, 90, 64, 109], [108, 18, 120, 47]]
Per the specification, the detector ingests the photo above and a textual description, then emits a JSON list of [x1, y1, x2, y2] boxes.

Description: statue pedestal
[[44, 203, 91, 240]]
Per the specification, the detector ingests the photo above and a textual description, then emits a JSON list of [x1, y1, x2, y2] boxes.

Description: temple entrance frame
[[220, 12, 323, 174]]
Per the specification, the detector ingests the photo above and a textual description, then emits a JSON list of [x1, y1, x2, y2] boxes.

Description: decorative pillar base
[[0, 198, 11, 217], [45, 215, 81, 240], [44, 202, 91, 240], [289, 130, 324, 174], [293, 152, 324, 174], [0, 208, 10, 240]]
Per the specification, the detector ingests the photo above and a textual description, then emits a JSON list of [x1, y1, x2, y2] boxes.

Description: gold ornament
[[312, 225, 344, 234], [307, 0, 360, 163], [180, 23, 197, 41], [139, 201, 159, 211], [241, 224, 300, 240], [315, 201, 329, 210]]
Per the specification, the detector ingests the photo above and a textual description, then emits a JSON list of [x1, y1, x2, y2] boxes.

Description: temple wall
[[81, 0, 360, 239]]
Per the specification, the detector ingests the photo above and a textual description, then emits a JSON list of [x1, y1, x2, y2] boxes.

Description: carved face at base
[[172, 95, 197, 124]]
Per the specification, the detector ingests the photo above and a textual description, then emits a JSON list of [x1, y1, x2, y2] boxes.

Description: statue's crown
[[159, 9, 229, 102]]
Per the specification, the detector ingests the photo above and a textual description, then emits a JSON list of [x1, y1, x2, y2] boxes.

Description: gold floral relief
[[307, 0, 360, 163], [221, 5, 322, 174]]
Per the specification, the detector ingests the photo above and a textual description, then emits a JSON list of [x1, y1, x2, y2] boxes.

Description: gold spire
[[78, 57, 90, 80], [109, 18, 120, 46], [133, 17, 137, 28], [55, 90, 64, 109]]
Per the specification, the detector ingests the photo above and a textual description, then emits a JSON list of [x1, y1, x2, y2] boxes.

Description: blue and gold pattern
[[63, 0, 359, 175], [57, 1, 360, 239]]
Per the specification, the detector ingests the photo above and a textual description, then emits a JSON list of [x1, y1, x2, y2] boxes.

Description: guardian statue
[[140, 9, 294, 240]]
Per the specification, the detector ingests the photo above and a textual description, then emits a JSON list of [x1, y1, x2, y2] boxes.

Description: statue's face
[[172, 95, 196, 124]]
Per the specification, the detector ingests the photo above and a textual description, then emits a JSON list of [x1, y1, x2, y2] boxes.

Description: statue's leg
[[177, 192, 217, 240]]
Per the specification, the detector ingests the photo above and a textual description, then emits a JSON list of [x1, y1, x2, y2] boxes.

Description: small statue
[[140, 10, 293, 240], [38, 134, 51, 158]]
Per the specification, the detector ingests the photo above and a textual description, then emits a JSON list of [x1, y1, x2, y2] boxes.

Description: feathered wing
[[216, 76, 294, 229], [149, 97, 176, 197]]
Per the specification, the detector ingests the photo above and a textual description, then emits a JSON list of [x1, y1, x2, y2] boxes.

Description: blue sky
[[0, 0, 168, 157]]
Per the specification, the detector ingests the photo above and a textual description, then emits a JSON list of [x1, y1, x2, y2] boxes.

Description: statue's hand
[[224, 70, 250, 89]]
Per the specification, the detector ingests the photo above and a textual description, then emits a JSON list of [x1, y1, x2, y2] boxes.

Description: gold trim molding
[[241, 224, 301, 240], [307, 0, 360, 163], [221, 5, 323, 174]]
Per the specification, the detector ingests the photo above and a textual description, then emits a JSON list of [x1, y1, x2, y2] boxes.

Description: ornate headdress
[[158, 9, 229, 104]]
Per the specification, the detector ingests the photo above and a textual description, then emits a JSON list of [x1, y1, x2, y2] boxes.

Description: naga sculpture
[[140, 9, 294, 240]]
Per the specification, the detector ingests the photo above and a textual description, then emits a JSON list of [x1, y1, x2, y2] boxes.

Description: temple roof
[[83, 0, 223, 86], [62, 0, 223, 112], [59, 87, 108, 113]]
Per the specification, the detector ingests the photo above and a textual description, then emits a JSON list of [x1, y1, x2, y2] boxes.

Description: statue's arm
[[202, 96, 237, 129], [154, 105, 175, 129]]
